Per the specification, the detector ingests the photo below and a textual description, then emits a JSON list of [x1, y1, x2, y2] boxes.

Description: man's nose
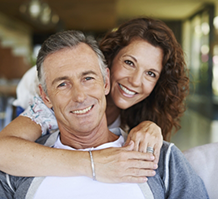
[[72, 86, 86, 103]]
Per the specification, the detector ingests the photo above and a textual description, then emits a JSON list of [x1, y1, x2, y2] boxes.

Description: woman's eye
[[147, 71, 156, 77], [124, 60, 134, 66]]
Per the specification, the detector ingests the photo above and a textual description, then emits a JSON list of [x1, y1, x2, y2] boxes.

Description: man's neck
[[58, 115, 119, 149]]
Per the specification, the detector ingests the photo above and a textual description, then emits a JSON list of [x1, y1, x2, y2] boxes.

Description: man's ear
[[104, 68, 110, 95], [39, 84, 53, 109]]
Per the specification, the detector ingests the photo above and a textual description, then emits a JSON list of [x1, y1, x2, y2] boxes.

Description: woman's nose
[[129, 70, 142, 87]]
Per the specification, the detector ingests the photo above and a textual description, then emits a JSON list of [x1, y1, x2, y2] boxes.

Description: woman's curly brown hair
[[99, 17, 189, 141]]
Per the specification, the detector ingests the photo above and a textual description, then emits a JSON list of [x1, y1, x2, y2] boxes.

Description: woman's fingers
[[126, 121, 163, 163], [95, 121, 163, 183], [92, 146, 157, 183]]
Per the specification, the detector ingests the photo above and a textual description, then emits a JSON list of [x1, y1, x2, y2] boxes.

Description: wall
[[0, 12, 32, 79]]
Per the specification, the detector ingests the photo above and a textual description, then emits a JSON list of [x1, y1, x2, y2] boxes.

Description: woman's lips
[[118, 83, 137, 96]]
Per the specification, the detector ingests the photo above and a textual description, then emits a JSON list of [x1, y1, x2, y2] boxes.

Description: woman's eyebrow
[[123, 55, 161, 74], [150, 68, 161, 74], [123, 55, 137, 62]]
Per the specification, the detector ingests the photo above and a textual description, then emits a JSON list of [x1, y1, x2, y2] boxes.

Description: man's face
[[40, 43, 110, 135]]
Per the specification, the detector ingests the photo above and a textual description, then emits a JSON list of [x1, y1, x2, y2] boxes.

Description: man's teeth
[[119, 84, 136, 95], [73, 106, 92, 114]]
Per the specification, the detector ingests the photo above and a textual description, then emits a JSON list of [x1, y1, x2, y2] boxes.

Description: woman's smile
[[118, 83, 137, 97]]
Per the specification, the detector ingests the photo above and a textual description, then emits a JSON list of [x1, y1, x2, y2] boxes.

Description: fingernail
[[150, 155, 155, 160], [143, 177, 148, 182], [154, 164, 158, 169]]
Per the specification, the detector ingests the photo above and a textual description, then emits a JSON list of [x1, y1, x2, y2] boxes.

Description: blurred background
[[0, 0, 218, 151]]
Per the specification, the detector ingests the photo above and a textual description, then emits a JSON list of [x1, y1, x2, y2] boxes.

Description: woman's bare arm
[[0, 116, 156, 183], [0, 116, 89, 177]]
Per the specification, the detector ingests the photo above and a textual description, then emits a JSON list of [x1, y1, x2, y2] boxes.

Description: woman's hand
[[125, 121, 163, 163], [93, 141, 157, 183]]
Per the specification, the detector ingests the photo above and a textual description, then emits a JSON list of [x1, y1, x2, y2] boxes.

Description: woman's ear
[[104, 68, 110, 95], [39, 85, 53, 108]]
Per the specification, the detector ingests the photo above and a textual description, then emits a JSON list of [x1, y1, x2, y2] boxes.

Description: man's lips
[[118, 83, 137, 95], [71, 105, 94, 114]]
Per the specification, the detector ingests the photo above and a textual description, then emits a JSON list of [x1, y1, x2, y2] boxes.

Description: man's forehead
[[43, 44, 103, 82], [45, 43, 97, 60], [44, 44, 101, 71]]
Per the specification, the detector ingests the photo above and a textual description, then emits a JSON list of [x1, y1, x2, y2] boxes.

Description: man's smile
[[71, 105, 94, 114]]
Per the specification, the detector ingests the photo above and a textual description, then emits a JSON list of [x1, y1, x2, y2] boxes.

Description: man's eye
[[58, 82, 66, 87], [85, 77, 94, 81], [147, 71, 156, 77], [124, 60, 134, 66]]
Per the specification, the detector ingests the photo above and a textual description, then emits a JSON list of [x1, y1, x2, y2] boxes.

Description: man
[[0, 30, 208, 199]]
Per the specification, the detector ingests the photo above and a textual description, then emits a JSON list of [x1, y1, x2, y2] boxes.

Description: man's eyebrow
[[81, 70, 98, 76], [51, 70, 98, 85], [52, 76, 70, 86]]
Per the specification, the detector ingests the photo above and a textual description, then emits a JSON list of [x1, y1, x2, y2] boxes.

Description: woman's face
[[109, 39, 163, 110]]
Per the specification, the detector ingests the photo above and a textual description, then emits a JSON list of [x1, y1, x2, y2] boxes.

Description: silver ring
[[146, 146, 154, 154]]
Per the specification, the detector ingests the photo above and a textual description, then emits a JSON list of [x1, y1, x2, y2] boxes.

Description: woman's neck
[[106, 95, 121, 126]]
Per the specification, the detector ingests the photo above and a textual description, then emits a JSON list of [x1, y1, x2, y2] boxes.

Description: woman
[[0, 17, 189, 183], [101, 18, 188, 141]]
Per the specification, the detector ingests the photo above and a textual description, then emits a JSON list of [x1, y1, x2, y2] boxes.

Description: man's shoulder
[[159, 141, 188, 163], [110, 127, 128, 141], [158, 141, 184, 177], [36, 130, 59, 146], [0, 170, 34, 198], [160, 141, 175, 158]]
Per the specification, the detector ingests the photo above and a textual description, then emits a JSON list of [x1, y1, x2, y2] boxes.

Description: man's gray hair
[[36, 30, 107, 94]]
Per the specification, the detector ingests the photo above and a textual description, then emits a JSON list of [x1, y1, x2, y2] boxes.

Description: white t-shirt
[[33, 135, 145, 199]]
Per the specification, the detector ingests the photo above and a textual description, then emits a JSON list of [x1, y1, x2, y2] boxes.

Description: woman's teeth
[[73, 105, 92, 114], [119, 84, 136, 95]]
